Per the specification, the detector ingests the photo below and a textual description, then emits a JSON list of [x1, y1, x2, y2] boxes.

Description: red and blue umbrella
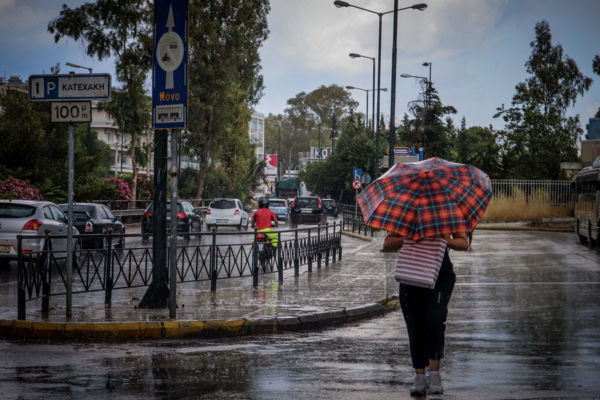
[[356, 158, 492, 240]]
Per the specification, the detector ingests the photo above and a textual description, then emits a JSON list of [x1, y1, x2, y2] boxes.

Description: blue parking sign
[[353, 168, 362, 181]]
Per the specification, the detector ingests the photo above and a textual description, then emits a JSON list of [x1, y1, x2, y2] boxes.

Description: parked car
[[0, 200, 80, 267], [289, 196, 326, 228], [142, 201, 203, 240], [58, 203, 125, 250], [267, 198, 290, 223], [322, 199, 339, 218], [205, 198, 250, 230]]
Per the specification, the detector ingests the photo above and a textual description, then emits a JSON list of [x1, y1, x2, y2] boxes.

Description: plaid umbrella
[[357, 158, 492, 240]]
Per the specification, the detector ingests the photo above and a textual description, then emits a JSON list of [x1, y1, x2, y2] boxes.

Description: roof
[[0, 200, 49, 206]]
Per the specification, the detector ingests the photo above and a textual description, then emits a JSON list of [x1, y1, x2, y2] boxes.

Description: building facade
[[249, 111, 267, 197]]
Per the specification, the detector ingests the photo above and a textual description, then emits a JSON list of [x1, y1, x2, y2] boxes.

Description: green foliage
[[494, 20, 588, 180], [182, 0, 270, 200], [455, 125, 503, 179], [0, 90, 113, 202], [299, 113, 374, 203], [48, 0, 153, 203]]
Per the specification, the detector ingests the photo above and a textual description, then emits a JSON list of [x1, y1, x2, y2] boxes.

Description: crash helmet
[[258, 197, 269, 208]]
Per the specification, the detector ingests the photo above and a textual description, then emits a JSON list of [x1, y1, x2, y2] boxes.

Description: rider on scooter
[[252, 197, 279, 246]]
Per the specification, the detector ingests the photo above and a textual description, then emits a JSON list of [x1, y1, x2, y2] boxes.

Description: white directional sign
[[50, 102, 92, 123], [29, 74, 111, 101]]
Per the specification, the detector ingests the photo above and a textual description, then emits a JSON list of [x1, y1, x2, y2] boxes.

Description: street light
[[334, 1, 427, 174], [66, 62, 92, 74], [348, 53, 375, 133], [346, 86, 388, 131]]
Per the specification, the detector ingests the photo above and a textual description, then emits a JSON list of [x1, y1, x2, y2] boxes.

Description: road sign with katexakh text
[[152, 0, 189, 129], [28, 74, 111, 101]]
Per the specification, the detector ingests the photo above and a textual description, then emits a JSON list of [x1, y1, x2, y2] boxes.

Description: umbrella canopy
[[357, 158, 492, 240]]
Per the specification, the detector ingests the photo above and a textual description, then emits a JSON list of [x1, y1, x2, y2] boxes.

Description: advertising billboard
[[264, 154, 278, 175]]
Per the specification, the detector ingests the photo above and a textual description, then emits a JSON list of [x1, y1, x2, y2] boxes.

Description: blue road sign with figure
[[353, 168, 362, 181], [28, 74, 111, 101], [152, 0, 189, 129]]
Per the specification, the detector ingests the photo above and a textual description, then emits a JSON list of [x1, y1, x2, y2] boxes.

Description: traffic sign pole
[[169, 129, 179, 318], [66, 122, 74, 319]]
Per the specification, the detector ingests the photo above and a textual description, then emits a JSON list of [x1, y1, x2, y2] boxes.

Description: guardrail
[[93, 199, 214, 210], [16, 223, 342, 320], [342, 210, 375, 237]]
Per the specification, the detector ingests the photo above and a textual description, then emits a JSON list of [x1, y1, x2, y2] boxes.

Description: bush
[[103, 177, 133, 209], [0, 177, 42, 200]]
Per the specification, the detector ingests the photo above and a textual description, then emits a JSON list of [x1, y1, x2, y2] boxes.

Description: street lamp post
[[345, 86, 369, 129], [423, 61, 432, 108], [349, 53, 375, 133], [334, 1, 427, 172], [401, 73, 429, 152]]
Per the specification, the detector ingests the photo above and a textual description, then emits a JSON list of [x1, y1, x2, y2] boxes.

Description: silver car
[[0, 200, 80, 267]]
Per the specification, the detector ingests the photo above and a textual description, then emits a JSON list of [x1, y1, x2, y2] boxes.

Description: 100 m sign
[[50, 101, 92, 123]]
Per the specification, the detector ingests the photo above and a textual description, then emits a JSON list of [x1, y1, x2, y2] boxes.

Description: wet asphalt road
[[1, 231, 599, 399]]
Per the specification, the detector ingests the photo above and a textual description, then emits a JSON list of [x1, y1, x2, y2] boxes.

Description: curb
[[341, 230, 374, 242], [0, 297, 399, 341], [479, 217, 574, 224], [475, 226, 573, 233]]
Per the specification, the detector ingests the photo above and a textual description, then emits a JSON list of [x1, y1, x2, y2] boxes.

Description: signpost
[[28, 74, 111, 101], [352, 178, 362, 214], [139, 0, 189, 317], [353, 168, 362, 182], [29, 72, 110, 319]]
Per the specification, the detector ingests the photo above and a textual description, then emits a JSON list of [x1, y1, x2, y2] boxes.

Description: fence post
[[338, 224, 343, 261], [211, 226, 218, 291], [41, 229, 52, 313], [307, 228, 312, 273], [253, 228, 259, 287], [294, 228, 299, 276], [331, 222, 336, 263], [589, 219, 594, 250], [17, 235, 25, 321], [104, 228, 113, 308], [325, 222, 330, 266], [277, 232, 283, 282], [317, 223, 322, 269]]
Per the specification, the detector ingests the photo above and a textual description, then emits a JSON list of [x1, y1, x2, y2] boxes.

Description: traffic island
[[0, 296, 399, 341]]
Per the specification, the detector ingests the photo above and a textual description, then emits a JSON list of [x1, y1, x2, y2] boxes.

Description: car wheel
[[237, 221, 242, 231]]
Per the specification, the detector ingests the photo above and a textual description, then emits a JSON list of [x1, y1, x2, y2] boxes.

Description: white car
[[0, 200, 81, 267], [205, 198, 250, 230]]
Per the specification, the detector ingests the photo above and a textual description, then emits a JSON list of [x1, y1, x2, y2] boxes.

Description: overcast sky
[[1, 0, 599, 131]]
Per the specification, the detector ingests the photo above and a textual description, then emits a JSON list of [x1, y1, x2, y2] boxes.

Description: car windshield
[[147, 203, 184, 212], [323, 200, 335, 206], [210, 200, 236, 209], [296, 198, 318, 208], [269, 201, 286, 208], [0, 203, 36, 218]]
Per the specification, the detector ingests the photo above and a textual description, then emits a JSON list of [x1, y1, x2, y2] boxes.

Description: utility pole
[[389, 0, 399, 169]]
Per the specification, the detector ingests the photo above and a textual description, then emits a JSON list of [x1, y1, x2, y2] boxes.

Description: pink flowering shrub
[[0, 177, 43, 200], [103, 178, 133, 209]]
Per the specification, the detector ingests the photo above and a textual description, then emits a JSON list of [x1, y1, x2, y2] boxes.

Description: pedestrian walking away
[[356, 158, 492, 395], [384, 232, 468, 394]]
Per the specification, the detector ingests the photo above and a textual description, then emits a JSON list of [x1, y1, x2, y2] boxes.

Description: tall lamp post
[[348, 53, 375, 132], [334, 1, 427, 172], [423, 61, 432, 107], [345, 86, 369, 129], [401, 73, 428, 152]]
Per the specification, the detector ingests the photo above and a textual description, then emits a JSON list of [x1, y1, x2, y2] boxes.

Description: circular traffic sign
[[352, 179, 362, 190], [157, 31, 184, 72]]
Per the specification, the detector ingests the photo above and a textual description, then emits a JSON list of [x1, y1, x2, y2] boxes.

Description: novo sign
[[28, 74, 111, 101]]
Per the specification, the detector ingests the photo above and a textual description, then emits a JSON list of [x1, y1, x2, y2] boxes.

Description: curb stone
[[475, 226, 573, 233], [0, 297, 400, 341]]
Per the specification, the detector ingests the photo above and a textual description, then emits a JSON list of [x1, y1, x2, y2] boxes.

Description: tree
[[299, 112, 374, 203], [48, 0, 153, 207], [455, 126, 503, 178], [183, 0, 270, 201], [593, 55, 600, 118], [494, 21, 591, 179]]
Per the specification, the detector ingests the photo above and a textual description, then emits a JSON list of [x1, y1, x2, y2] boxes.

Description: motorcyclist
[[251, 197, 279, 246]]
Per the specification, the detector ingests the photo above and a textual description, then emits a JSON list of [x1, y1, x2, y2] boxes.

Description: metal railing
[[490, 180, 576, 205], [16, 223, 342, 320], [342, 210, 375, 237], [93, 199, 213, 210]]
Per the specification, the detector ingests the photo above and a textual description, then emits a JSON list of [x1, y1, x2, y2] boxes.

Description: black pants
[[399, 254, 456, 369]]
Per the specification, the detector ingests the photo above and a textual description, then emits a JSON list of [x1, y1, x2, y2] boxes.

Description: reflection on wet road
[[0, 231, 599, 399]]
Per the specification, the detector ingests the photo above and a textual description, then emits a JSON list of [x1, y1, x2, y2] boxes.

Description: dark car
[[289, 196, 326, 228], [58, 203, 125, 250], [322, 199, 338, 218], [142, 201, 203, 240]]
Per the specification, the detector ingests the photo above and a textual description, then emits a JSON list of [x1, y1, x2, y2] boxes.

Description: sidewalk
[[0, 233, 401, 338]]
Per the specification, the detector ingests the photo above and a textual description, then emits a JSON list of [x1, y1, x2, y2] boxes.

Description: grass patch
[[482, 187, 573, 220]]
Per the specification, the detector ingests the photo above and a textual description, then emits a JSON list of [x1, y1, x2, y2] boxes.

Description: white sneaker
[[428, 373, 444, 394], [409, 374, 427, 395]]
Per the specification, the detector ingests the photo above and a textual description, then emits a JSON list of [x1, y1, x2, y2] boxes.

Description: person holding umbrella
[[357, 158, 492, 395]]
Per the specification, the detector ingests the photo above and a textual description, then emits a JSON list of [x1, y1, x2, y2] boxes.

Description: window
[[269, 201, 287, 208], [103, 207, 115, 220], [97, 206, 109, 219], [210, 200, 236, 209], [0, 204, 37, 218], [251, 120, 258, 130], [258, 121, 264, 132], [49, 205, 67, 223], [107, 131, 111, 142], [43, 207, 53, 220]]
